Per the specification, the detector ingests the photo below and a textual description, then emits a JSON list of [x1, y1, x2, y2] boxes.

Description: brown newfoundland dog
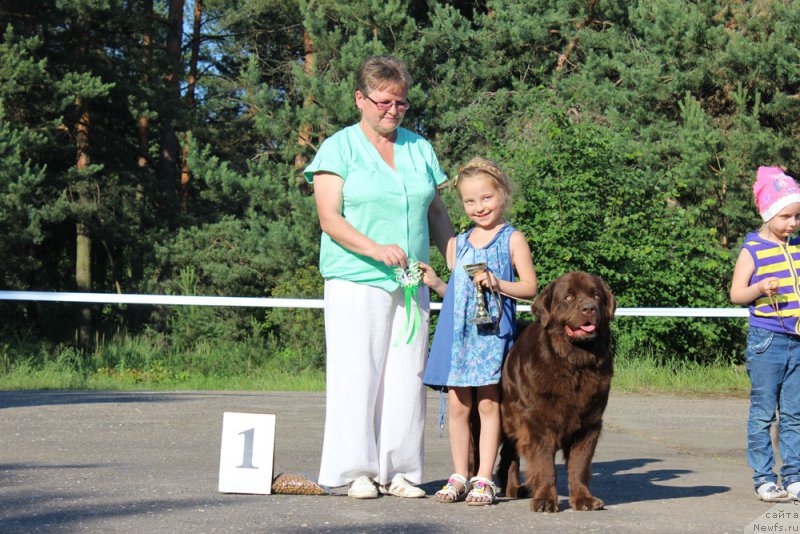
[[498, 271, 615, 512]]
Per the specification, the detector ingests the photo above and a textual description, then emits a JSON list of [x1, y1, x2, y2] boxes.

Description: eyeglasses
[[363, 94, 410, 112]]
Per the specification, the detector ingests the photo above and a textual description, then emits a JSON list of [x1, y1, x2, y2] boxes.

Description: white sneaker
[[379, 473, 426, 498], [348, 476, 378, 499], [786, 482, 800, 500], [756, 482, 789, 502]]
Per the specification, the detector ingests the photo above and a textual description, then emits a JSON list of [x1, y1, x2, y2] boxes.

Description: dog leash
[[479, 270, 534, 307], [434, 268, 511, 437], [438, 391, 446, 437], [768, 293, 787, 333], [473, 267, 505, 333], [768, 241, 793, 335], [495, 289, 534, 305], [473, 267, 535, 306]]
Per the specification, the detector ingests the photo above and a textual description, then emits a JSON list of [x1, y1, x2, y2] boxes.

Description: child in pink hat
[[731, 166, 800, 502], [754, 166, 800, 222]]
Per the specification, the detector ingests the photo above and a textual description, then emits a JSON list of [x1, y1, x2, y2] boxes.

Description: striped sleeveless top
[[742, 232, 800, 335]]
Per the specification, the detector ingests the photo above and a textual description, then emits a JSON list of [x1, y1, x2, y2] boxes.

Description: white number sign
[[218, 412, 276, 494]]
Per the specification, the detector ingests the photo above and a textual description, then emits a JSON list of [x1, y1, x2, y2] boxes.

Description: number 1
[[237, 428, 257, 469]]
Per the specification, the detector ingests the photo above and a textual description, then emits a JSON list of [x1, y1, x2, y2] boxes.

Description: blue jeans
[[746, 326, 800, 488]]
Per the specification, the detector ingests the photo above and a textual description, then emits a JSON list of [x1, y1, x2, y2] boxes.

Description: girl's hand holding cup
[[473, 270, 498, 290]]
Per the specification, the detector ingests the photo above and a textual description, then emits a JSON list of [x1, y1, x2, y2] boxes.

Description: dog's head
[[532, 272, 615, 345]]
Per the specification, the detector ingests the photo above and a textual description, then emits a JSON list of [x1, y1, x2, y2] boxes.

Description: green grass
[[0, 363, 325, 391], [612, 351, 749, 398], [0, 330, 752, 395], [0, 350, 749, 397], [0, 333, 327, 391]]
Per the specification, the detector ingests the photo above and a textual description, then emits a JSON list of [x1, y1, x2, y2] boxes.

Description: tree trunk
[[125, 0, 155, 330], [294, 30, 315, 195], [180, 0, 201, 209], [134, 0, 153, 286], [556, 0, 597, 72], [75, 100, 92, 348], [159, 0, 184, 217]]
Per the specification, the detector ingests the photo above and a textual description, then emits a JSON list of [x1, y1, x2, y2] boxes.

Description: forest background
[[0, 0, 798, 386]]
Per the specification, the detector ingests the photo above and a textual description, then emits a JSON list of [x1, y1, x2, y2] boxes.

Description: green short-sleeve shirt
[[304, 124, 447, 292]]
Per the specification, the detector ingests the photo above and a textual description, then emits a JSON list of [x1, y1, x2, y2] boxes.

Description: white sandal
[[434, 474, 469, 503], [466, 476, 497, 506]]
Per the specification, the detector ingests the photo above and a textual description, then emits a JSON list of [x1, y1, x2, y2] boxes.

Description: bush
[[263, 265, 325, 371], [498, 110, 742, 362]]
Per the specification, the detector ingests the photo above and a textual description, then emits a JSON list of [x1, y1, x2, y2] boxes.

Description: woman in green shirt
[[305, 55, 453, 499]]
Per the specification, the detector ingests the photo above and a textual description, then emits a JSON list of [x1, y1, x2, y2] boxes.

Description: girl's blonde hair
[[356, 56, 413, 95], [453, 157, 512, 212]]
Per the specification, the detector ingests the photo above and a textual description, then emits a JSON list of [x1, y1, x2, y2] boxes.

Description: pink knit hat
[[754, 166, 800, 221]]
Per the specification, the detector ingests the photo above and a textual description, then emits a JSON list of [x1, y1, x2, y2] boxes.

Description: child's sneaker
[[785, 482, 800, 500], [756, 482, 789, 502]]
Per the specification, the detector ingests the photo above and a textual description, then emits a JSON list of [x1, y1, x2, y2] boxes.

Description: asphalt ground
[[1, 389, 798, 533]]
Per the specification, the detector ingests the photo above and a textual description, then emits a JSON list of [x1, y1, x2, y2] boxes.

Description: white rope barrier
[[0, 291, 324, 309], [615, 307, 747, 318], [0, 290, 749, 317]]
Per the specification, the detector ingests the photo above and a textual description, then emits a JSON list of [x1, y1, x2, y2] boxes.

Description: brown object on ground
[[272, 473, 327, 495], [498, 271, 615, 512]]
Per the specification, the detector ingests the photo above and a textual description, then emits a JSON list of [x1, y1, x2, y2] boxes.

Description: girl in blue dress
[[419, 157, 537, 505]]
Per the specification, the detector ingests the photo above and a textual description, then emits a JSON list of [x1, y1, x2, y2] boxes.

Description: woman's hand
[[371, 244, 408, 268]]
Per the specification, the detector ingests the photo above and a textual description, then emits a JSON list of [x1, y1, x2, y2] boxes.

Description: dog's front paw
[[530, 497, 559, 512], [571, 495, 604, 511]]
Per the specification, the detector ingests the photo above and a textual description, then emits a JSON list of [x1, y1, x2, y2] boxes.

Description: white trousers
[[318, 279, 430, 487]]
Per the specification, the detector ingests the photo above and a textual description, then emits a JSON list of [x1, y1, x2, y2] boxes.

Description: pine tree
[[0, 1, 180, 343]]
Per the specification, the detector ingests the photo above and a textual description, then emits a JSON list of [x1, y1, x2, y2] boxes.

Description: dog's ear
[[597, 275, 616, 320], [532, 279, 554, 327]]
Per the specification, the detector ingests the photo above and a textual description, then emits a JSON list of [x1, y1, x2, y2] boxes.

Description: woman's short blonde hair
[[356, 55, 413, 95], [453, 157, 512, 212]]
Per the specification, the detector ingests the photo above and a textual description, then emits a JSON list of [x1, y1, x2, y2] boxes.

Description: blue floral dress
[[424, 225, 518, 389]]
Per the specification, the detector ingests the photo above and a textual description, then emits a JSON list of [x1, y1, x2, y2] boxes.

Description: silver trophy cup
[[464, 262, 494, 325]]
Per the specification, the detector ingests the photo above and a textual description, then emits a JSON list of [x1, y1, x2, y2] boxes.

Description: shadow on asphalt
[[420, 457, 729, 509], [0, 462, 109, 474], [0, 390, 279, 409], [0, 494, 231, 533], [588, 458, 729, 505], [278, 526, 450, 533], [0, 390, 184, 409]]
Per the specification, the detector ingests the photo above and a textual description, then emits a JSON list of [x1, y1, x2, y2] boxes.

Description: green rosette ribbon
[[392, 259, 422, 347]]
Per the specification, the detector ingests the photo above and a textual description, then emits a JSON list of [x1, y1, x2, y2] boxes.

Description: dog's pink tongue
[[580, 324, 596, 333]]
